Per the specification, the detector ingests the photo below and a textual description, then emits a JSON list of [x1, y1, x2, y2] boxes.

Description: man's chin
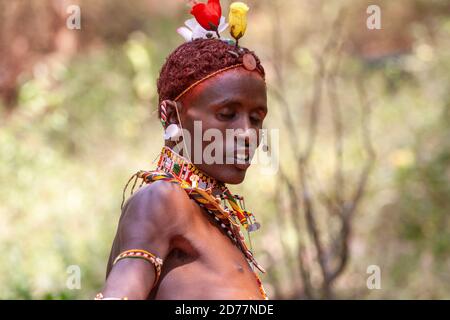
[[226, 163, 251, 184], [220, 171, 246, 184], [198, 163, 248, 185]]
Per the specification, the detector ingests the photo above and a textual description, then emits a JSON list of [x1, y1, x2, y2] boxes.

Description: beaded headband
[[174, 57, 265, 102]]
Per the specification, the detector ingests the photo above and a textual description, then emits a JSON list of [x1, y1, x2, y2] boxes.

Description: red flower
[[190, 0, 222, 31]]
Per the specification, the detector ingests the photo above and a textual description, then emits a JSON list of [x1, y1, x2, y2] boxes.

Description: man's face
[[178, 68, 268, 184]]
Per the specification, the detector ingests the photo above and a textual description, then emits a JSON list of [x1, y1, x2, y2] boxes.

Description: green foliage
[[0, 33, 162, 299]]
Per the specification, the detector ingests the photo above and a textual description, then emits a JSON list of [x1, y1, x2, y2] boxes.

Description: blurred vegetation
[[0, 0, 449, 299]]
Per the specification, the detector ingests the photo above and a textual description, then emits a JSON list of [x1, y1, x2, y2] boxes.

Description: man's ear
[[159, 100, 183, 126]]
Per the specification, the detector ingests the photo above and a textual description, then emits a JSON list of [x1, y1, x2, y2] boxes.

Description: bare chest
[[151, 204, 264, 300]]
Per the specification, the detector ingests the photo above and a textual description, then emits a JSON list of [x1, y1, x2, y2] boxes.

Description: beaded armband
[[113, 249, 164, 288], [95, 249, 163, 300]]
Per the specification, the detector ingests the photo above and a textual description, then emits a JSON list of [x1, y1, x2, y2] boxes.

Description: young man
[[96, 21, 268, 300]]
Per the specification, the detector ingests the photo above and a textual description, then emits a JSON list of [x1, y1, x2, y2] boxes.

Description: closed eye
[[250, 109, 267, 125], [216, 107, 237, 121]]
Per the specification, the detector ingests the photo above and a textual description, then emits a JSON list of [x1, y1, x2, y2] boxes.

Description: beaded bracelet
[[94, 293, 128, 300]]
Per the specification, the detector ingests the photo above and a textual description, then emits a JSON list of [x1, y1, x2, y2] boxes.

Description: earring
[[261, 131, 269, 152], [164, 123, 182, 141], [160, 103, 168, 128]]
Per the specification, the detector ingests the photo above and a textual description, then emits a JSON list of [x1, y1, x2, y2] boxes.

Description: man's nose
[[235, 114, 252, 134], [234, 118, 258, 147]]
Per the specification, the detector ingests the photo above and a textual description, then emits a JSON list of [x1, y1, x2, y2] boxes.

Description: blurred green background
[[0, 0, 449, 299]]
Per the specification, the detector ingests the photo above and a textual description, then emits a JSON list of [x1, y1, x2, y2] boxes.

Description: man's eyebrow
[[208, 97, 267, 114], [257, 105, 268, 112], [251, 104, 268, 115], [212, 98, 243, 107]]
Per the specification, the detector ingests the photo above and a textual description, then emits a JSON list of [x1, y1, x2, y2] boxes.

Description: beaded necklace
[[122, 146, 268, 299]]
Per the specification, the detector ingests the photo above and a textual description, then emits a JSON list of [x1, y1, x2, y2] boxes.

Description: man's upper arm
[[116, 180, 187, 261], [101, 180, 188, 299]]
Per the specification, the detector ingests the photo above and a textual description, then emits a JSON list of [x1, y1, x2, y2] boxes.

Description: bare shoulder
[[120, 180, 192, 231], [106, 180, 192, 276]]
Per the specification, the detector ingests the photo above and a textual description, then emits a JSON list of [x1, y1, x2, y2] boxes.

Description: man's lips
[[225, 148, 253, 168]]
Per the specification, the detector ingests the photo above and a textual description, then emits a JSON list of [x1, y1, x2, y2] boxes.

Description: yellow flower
[[229, 2, 250, 41]]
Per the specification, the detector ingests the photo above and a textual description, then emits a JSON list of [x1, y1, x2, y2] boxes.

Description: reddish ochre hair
[[157, 38, 265, 105]]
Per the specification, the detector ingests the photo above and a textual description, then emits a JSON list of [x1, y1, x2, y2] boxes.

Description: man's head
[[157, 38, 267, 184]]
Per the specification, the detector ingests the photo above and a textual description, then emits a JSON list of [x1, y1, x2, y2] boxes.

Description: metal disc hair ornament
[[242, 53, 257, 71]]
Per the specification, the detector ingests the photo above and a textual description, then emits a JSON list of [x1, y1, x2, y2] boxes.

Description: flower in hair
[[229, 2, 249, 45], [178, 0, 251, 45], [190, 0, 222, 31], [177, 17, 228, 42]]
